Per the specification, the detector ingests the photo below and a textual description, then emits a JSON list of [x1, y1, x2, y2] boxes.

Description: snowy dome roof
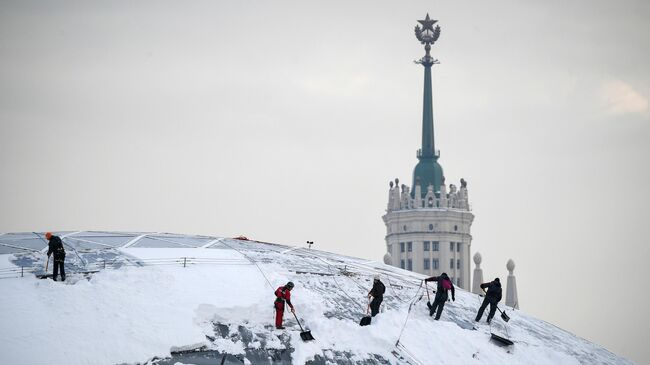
[[0, 231, 633, 365]]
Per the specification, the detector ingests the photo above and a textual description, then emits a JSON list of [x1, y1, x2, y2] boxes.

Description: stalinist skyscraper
[[382, 15, 474, 289]]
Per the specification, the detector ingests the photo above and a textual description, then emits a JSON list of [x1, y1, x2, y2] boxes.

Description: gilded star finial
[[417, 13, 438, 32]]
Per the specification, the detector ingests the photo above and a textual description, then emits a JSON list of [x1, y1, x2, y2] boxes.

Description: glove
[[291, 307, 295, 313]]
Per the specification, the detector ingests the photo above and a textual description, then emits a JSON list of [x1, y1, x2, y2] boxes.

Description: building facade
[[382, 15, 474, 289]]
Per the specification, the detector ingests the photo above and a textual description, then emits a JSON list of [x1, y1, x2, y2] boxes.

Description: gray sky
[[1, 0, 649, 363]]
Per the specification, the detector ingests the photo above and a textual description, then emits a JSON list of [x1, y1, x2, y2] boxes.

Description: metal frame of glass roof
[[0, 231, 226, 255]]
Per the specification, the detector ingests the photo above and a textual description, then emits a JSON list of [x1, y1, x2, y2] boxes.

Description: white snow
[[0, 241, 633, 365]]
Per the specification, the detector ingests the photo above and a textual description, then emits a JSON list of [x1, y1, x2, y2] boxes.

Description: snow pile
[[0, 237, 633, 365]]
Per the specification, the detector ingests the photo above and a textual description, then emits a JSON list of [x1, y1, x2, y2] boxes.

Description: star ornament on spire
[[418, 13, 438, 32], [414, 13, 441, 45]]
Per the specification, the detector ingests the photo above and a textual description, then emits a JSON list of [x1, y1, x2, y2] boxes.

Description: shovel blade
[[490, 332, 514, 346], [300, 330, 315, 341], [360, 316, 372, 326], [501, 311, 510, 322]]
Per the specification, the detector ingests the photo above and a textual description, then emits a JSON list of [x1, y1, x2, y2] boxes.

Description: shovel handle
[[291, 310, 306, 332], [425, 281, 431, 302], [45, 256, 49, 272]]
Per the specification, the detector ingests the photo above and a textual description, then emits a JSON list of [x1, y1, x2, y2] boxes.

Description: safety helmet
[[373, 274, 380, 281], [45, 232, 53, 240], [286, 281, 294, 289]]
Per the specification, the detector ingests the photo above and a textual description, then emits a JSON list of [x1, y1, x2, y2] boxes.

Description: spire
[[412, 14, 444, 199], [421, 61, 435, 158]]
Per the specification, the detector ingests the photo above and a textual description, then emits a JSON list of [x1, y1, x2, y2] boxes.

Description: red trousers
[[274, 301, 285, 328]]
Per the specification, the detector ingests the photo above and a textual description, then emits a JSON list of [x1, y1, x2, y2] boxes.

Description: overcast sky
[[1, 0, 649, 363]]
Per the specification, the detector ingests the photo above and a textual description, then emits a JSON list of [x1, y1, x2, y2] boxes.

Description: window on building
[[457, 259, 461, 269], [424, 259, 430, 270], [457, 277, 461, 286], [428, 223, 434, 231], [432, 259, 439, 269], [400, 242, 405, 252], [401, 260, 405, 269], [450, 242, 455, 251], [454, 225, 458, 231], [407, 259, 412, 271], [432, 241, 439, 251], [450, 259, 454, 269], [403, 225, 407, 232], [423, 241, 430, 251], [407, 242, 412, 252], [457, 242, 461, 252]]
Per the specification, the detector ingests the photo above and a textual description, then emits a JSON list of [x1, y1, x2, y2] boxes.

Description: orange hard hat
[[45, 232, 53, 240]]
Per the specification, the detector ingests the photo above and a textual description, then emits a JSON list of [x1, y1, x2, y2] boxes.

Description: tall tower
[[382, 15, 475, 289]]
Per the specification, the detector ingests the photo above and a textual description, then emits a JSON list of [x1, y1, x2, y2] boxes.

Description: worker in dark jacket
[[368, 274, 386, 317], [424, 272, 455, 320], [274, 281, 295, 329], [45, 232, 66, 281], [475, 278, 502, 324]]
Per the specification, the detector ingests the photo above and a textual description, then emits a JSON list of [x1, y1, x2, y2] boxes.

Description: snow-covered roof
[[0, 231, 633, 364]]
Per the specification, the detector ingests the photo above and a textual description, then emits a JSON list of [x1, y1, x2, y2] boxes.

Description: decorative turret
[[381, 15, 474, 290], [412, 14, 444, 199], [506, 259, 519, 309], [472, 252, 484, 295]]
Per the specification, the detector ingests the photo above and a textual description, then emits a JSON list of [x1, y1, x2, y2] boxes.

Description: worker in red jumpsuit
[[274, 281, 295, 329]]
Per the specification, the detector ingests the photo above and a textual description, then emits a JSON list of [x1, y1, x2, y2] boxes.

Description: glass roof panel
[[64, 234, 136, 247], [130, 237, 186, 248], [0, 245, 23, 254], [0, 237, 47, 251], [146, 235, 215, 247], [64, 237, 115, 250]]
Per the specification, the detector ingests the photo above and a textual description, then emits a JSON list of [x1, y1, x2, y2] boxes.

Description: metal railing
[[0, 266, 37, 278]]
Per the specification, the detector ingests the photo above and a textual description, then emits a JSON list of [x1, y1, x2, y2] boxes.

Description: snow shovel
[[425, 281, 432, 309], [45, 256, 49, 273], [490, 332, 514, 346], [291, 311, 314, 341], [360, 299, 372, 326], [496, 306, 510, 322]]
